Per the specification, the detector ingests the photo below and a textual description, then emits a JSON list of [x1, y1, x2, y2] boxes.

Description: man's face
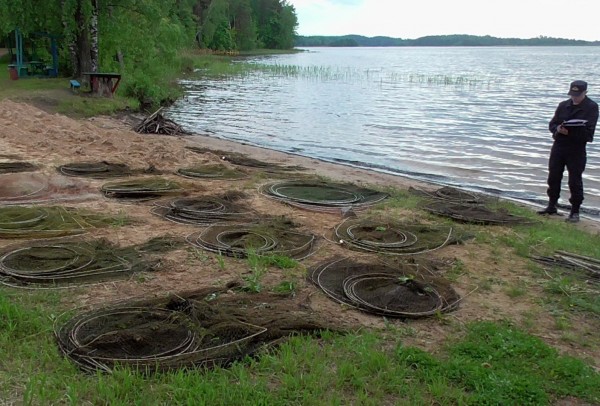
[[571, 92, 587, 104]]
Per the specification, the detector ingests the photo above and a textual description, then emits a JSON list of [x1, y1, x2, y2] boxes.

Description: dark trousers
[[546, 144, 587, 212]]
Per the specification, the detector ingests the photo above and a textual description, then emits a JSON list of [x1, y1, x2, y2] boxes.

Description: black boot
[[537, 204, 557, 215], [565, 212, 580, 223]]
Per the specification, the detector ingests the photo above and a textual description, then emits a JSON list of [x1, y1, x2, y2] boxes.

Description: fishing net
[[0, 173, 96, 205], [57, 161, 132, 178], [55, 288, 344, 373], [101, 177, 182, 200], [530, 250, 600, 283], [0, 237, 180, 288], [0, 161, 38, 173], [422, 200, 532, 225], [186, 218, 316, 259], [0, 206, 119, 239], [259, 180, 389, 213], [152, 192, 254, 226], [333, 217, 456, 255], [409, 186, 489, 204], [176, 164, 248, 180], [308, 257, 460, 318], [186, 146, 306, 173]]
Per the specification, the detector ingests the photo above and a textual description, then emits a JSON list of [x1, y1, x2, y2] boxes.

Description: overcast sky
[[288, 0, 600, 41]]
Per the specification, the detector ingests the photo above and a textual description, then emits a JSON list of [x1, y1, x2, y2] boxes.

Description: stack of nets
[[55, 288, 343, 373], [409, 186, 488, 204], [0, 238, 177, 288], [422, 201, 532, 225], [333, 218, 455, 255], [0, 206, 118, 239], [309, 257, 460, 318], [176, 164, 247, 180], [412, 186, 531, 225], [186, 147, 305, 173], [0, 173, 48, 203], [101, 177, 182, 200], [152, 192, 253, 226], [0, 161, 38, 173], [0, 173, 96, 205], [530, 250, 600, 283], [259, 180, 389, 213], [57, 161, 132, 178], [186, 218, 316, 259]]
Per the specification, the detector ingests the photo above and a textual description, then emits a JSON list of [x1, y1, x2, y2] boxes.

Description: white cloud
[[289, 0, 600, 41]]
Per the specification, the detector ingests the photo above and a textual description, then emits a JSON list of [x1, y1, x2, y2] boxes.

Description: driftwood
[[134, 108, 190, 136]]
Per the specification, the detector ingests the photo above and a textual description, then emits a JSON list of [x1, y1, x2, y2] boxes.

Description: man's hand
[[557, 124, 569, 135]]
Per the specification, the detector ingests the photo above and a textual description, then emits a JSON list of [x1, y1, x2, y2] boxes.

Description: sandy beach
[[1, 98, 599, 366]]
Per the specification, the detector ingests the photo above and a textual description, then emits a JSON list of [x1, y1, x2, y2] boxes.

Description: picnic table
[[83, 72, 122, 97]]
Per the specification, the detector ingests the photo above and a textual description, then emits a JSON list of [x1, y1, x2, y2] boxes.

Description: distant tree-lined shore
[[295, 34, 600, 47]]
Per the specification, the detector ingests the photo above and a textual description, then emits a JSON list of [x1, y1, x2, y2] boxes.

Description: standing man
[[538, 80, 599, 222]]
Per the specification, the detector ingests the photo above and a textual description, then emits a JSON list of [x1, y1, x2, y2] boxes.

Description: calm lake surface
[[166, 46, 600, 217]]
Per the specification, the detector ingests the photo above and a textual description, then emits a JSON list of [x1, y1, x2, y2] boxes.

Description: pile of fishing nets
[[152, 192, 253, 226], [333, 217, 457, 255], [0, 173, 96, 205], [259, 180, 388, 213], [57, 161, 132, 178], [530, 250, 600, 283], [186, 146, 305, 173], [55, 288, 344, 373], [176, 164, 247, 180], [411, 186, 532, 225], [101, 177, 182, 200], [186, 218, 316, 259], [0, 161, 38, 173], [0, 206, 118, 239], [409, 186, 488, 204], [422, 200, 532, 225], [308, 257, 460, 318], [0, 237, 179, 288]]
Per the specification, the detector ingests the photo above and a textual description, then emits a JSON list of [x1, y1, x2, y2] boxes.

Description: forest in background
[[295, 34, 600, 47], [0, 0, 298, 104]]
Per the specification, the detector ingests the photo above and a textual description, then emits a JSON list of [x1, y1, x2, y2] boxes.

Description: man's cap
[[568, 80, 588, 96]]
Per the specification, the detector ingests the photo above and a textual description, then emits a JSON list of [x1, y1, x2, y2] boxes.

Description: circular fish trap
[[101, 177, 182, 200], [0, 206, 113, 239], [186, 223, 316, 259], [333, 218, 454, 255], [0, 173, 48, 203], [152, 196, 253, 226], [259, 180, 389, 213], [423, 201, 532, 225], [55, 289, 342, 374], [55, 304, 267, 373], [308, 257, 460, 318], [0, 241, 139, 287], [58, 161, 132, 179], [409, 186, 487, 204], [0, 161, 38, 174], [186, 146, 305, 173], [176, 164, 247, 180]]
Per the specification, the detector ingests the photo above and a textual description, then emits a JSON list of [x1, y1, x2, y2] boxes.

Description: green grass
[[2, 289, 598, 405]]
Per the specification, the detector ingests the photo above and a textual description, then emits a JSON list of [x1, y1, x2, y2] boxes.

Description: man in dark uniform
[[538, 80, 599, 222]]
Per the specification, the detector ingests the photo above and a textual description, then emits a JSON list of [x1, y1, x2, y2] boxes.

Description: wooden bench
[[69, 79, 81, 93]]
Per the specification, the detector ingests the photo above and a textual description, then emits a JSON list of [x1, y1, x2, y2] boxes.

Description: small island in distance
[[295, 34, 600, 47]]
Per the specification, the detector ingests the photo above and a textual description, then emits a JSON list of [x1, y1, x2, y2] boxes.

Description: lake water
[[166, 46, 600, 217]]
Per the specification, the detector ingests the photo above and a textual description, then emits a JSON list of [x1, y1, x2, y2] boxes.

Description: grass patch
[[3, 292, 598, 405]]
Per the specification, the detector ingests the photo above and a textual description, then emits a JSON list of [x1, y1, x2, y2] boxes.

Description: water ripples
[[167, 47, 600, 216]]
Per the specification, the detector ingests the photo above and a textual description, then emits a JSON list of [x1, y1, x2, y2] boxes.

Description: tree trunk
[[62, 0, 78, 77], [74, 0, 93, 82], [90, 0, 99, 72]]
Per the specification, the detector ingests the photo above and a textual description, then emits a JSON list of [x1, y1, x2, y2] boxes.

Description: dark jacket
[[549, 96, 599, 145]]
